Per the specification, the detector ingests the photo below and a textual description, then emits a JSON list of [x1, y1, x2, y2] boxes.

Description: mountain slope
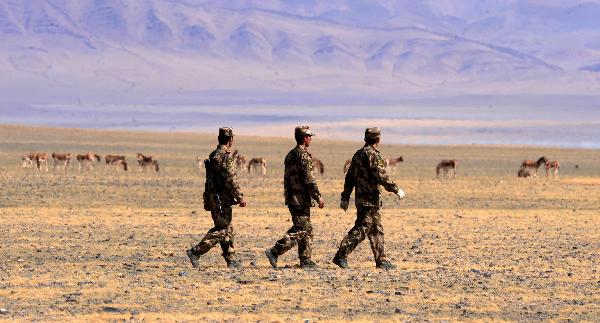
[[0, 0, 598, 103]]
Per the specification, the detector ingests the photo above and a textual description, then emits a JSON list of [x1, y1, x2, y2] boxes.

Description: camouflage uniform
[[334, 127, 400, 267], [268, 126, 322, 266], [189, 127, 244, 267]]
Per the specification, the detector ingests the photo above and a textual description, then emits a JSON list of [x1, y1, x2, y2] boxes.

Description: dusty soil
[[1, 125, 599, 321]]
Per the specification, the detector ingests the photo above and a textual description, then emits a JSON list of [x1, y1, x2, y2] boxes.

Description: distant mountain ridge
[[0, 0, 599, 104]]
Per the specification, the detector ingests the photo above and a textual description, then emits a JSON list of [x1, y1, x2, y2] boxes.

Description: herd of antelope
[[21, 152, 160, 173], [518, 156, 560, 178], [342, 155, 560, 179], [432, 156, 560, 179], [21, 150, 560, 179]]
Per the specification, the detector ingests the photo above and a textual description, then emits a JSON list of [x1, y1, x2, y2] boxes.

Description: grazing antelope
[[384, 156, 404, 174], [105, 154, 125, 164], [105, 154, 128, 171], [343, 159, 351, 174], [51, 153, 73, 172], [22, 153, 36, 168], [545, 160, 560, 177], [436, 159, 458, 179], [248, 158, 268, 175], [312, 158, 325, 175], [232, 150, 247, 173], [77, 152, 101, 172], [35, 153, 49, 172], [137, 153, 159, 172], [137, 153, 153, 162], [518, 168, 536, 178], [520, 156, 548, 176]]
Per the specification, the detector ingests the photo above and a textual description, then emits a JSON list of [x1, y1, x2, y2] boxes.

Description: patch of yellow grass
[[561, 177, 600, 185]]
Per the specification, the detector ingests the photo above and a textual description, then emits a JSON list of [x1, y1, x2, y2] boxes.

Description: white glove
[[340, 200, 349, 211], [396, 189, 406, 200]]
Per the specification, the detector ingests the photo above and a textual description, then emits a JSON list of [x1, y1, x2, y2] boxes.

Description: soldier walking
[[187, 127, 246, 269], [265, 126, 325, 269], [332, 127, 406, 269]]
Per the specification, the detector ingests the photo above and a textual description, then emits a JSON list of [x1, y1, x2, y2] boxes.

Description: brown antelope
[[51, 153, 73, 172], [343, 159, 351, 174], [545, 160, 560, 177], [312, 158, 325, 175], [105, 154, 128, 171], [232, 150, 247, 173], [137, 153, 153, 162], [137, 153, 159, 172], [105, 154, 125, 164], [520, 156, 548, 176], [35, 153, 49, 172], [22, 153, 36, 168], [436, 159, 458, 179], [248, 158, 267, 175], [384, 156, 404, 174], [77, 152, 101, 172], [518, 168, 536, 178]]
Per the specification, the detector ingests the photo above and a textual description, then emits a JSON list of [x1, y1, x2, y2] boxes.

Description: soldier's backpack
[[203, 159, 223, 212]]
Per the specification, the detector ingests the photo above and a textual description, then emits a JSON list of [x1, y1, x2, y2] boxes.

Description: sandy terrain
[[1, 125, 599, 321]]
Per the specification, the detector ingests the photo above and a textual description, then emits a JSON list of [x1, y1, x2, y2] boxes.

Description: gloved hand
[[396, 189, 406, 200], [318, 199, 325, 209], [340, 200, 349, 211]]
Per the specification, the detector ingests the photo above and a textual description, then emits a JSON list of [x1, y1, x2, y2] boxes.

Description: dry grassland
[[1, 124, 599, 321]]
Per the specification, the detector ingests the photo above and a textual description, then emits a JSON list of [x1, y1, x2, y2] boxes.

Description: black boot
[[227, 259, 243, 269], [332, 257, 348, 269], [300, 258, 317, 269], [265, 248, 278, 268], [376, 260, 397, 270], [186, 249, 200, 268]]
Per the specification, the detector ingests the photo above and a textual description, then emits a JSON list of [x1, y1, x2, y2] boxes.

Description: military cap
[[219, 127, 234, 137], [364, 127, 381, 140], [295, 125, 315, 137]]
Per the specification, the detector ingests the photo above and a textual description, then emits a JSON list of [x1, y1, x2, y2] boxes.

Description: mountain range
[[1, 0, 599, 104]]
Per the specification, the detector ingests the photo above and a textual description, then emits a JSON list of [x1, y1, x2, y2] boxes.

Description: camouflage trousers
[[271, 205, 313, 260], [335, 205, 386, 263], [191, 206, 236, 261]]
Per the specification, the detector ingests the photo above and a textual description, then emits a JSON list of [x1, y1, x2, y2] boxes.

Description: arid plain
[[1, 125, 599, 321]]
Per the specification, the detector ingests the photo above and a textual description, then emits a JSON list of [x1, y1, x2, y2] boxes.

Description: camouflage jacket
[[341, 144, 399, 207], [284, 145, 322, 207], [204, 145, 243, 207]]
